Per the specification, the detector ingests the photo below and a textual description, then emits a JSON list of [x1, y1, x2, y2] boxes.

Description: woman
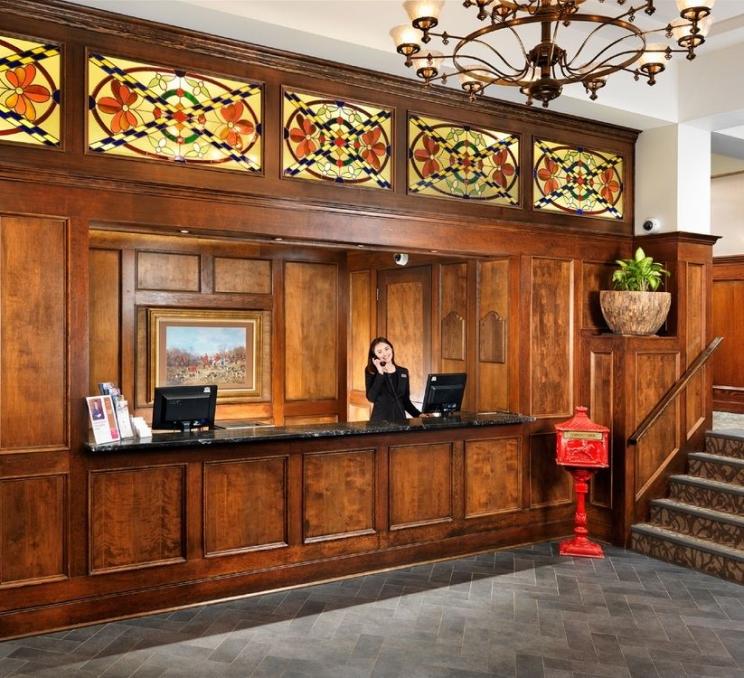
[[365, 337, 420, 424]]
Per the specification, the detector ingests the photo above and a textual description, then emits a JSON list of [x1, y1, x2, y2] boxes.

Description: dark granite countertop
[[84, 411, 534, 453]]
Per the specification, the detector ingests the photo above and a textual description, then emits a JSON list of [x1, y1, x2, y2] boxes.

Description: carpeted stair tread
[[688, 451, 744, 469], [706, 431, 744, 459], [669, 474, 744, 497], [650, 497, 744, 528], [632, 523, 744, 561]]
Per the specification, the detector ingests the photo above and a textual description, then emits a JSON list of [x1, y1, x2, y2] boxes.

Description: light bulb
[[676, 0, 715, 10], [390, 24, 420, 49], [403, 0, 444, 22], [639, 45, 666, 66]]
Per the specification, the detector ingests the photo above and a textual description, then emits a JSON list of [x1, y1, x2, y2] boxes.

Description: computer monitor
[[151, 385, 218, 432], [421, 373, 467, 416]]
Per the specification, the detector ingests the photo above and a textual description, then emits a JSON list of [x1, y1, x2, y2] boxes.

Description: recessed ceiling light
[[179, 229, 190, 234], [356, 244, 365, 248], [274, 237, 283, 241]]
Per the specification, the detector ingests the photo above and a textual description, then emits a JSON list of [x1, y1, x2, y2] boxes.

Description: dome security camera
[[394, 252, 409, 266], [642, 218, 661, 233]]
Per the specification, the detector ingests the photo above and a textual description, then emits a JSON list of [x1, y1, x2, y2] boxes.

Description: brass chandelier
[[390, 0, 716, 107]]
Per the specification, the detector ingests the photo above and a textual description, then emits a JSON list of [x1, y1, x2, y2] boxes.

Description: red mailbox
[[555, 406, 609, 559]]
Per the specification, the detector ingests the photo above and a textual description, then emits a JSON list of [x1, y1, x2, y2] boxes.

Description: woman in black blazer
[[365, 337, 421, 424]]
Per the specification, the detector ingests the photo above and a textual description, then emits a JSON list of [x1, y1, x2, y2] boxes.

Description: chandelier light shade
[[390, 0, 717, 107]]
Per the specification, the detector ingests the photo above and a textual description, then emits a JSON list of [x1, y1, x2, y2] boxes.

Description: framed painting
[[148, 309, 263, 404]]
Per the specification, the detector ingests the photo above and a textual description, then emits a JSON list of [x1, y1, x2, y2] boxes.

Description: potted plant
[[599, 247, 671, 336]]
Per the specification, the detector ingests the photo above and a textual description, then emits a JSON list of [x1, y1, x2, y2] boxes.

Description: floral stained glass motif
[[88, 54, 261, 171], [533, 139, 623, 219], [283, 90, 392, 188], [408, 114, 519, 204], [0, 34, 60, 146]]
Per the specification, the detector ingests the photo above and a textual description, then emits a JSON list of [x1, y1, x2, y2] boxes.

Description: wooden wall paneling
[[347, 269, 373, 421], [464, 437, 521, 518], [685, 262, 706, 438], [121, 249, 137, 409], [0, 474, 67, 587], [388, 442, 453, 530], [581, 262, 614, 331], [377, 267, 432, 407], [213, 257, 272, 294], [272, 255, 284, 424], [204, 456, 288, 556], [0, 216, 67, 451], [303, 449, 376, 542], [200, 254, 214, 295], [136, 252, 200, 291], [588, 350, 614, 509], [284, 262, 338, 402], [634, 352, 680, 498], [440, 263, 467, 365], [89, 249, 121, 394], [284, 415, 338, 425], [337, 257, 349, 422], [477, 259, 510, 411], [529, 258, 574, 418], [89, 465, 186, 573], [431, 263, 442, 376], [529, 431, 573, 508]]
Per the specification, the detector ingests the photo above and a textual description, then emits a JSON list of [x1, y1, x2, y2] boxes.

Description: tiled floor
[[712, 411, 744, 436], [0, 542, 742, 678]]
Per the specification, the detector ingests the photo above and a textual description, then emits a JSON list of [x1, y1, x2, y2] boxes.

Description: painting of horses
[[148, 309, 263, 402]]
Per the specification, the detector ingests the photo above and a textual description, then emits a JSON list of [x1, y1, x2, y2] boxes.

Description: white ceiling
[[67, 0, 744, 154]]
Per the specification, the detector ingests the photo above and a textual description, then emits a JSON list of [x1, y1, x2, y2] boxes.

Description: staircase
[[631, 431, 744, 583]]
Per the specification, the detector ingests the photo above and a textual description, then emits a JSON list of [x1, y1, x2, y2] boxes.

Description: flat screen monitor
[[421, 373, 467, 416], [151, 385, 218, 432]]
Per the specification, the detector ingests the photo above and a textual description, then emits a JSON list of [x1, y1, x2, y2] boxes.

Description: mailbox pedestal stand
[[560, 468, 604, 558]]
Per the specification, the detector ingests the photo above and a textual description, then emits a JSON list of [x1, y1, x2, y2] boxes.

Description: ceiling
[[67, 1, 744, 155]]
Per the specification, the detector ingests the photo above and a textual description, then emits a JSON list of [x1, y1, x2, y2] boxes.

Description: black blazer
[[365, 366, 421, 424]]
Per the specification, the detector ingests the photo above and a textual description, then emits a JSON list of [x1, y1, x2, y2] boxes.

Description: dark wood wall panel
[[389, 443, 452, 529], [89, 249, 121, 394], [686, 263, 705, 436], [350, 270, 372, 394], [303, 450, 375, 542], [204, 457, 287, 555], [0, 216, 67, 451], [214, 257, 272, 294], [464, 437, 520, 518], [589, 351, 613, 508], [582, 262, 613, 331], [477, 259, 510, 411], [284, 262, 338, 401], [635, 353, 679, 497], [712, 279, 744, 387], [378, 267, 432, 406], [0, 475, 66, 586], [136, 252, 200, 291], [529, 433, 572, 508], [440, 263, 467, 366], [530, 258, 573, 418], [89, 465, 186, 573]]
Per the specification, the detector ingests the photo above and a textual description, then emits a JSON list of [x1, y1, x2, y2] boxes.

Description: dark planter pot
[[599, 290, 672, 336]]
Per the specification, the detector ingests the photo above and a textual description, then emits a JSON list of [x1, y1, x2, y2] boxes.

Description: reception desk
[[4, 412, 583, 637]]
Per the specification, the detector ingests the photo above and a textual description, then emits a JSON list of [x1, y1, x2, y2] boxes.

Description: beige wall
[[712, 172, 744, 256], [712, 153, 744, 177]]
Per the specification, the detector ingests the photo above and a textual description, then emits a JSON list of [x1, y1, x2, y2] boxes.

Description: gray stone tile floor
[[0, 541, 742, 677], [712, 411, 744, 437]]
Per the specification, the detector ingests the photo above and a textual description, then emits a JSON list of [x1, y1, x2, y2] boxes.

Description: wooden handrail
[[629, 336, 724, 445]]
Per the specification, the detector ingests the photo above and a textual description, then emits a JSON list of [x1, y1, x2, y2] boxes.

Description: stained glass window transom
[[0, 34, 60, 147], [88, 54, 262, 172], [408, 114, 519, 204], [533, 139, 623, 219], [282, 89, 392, 188]]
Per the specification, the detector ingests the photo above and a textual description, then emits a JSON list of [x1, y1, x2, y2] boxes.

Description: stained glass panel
[[282, 89, 392, 188], [408, 114, 519, 204], [0, 34, 60, 146], [533, 139, 623, 219], [88, 54, 261, 172]]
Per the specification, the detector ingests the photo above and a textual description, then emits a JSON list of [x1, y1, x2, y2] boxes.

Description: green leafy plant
[[611, 247, 670, 292]]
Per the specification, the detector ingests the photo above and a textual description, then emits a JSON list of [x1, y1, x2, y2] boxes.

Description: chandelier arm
[[566, 34, 646, 72], [566, 16, 644, 68], [452, 50, 526, 80], [563, 48, 660, 81], [451, 33, 531, 77]]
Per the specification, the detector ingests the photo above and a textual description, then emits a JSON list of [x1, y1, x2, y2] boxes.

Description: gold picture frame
[[148, 308, 263, 404]]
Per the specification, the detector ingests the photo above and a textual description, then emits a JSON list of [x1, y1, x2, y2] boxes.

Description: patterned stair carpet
[[0, 541, 743, 678], [632, 430, 744, 584]]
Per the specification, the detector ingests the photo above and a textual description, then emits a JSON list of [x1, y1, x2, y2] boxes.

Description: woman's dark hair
[[365, 337, 394, 374]]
